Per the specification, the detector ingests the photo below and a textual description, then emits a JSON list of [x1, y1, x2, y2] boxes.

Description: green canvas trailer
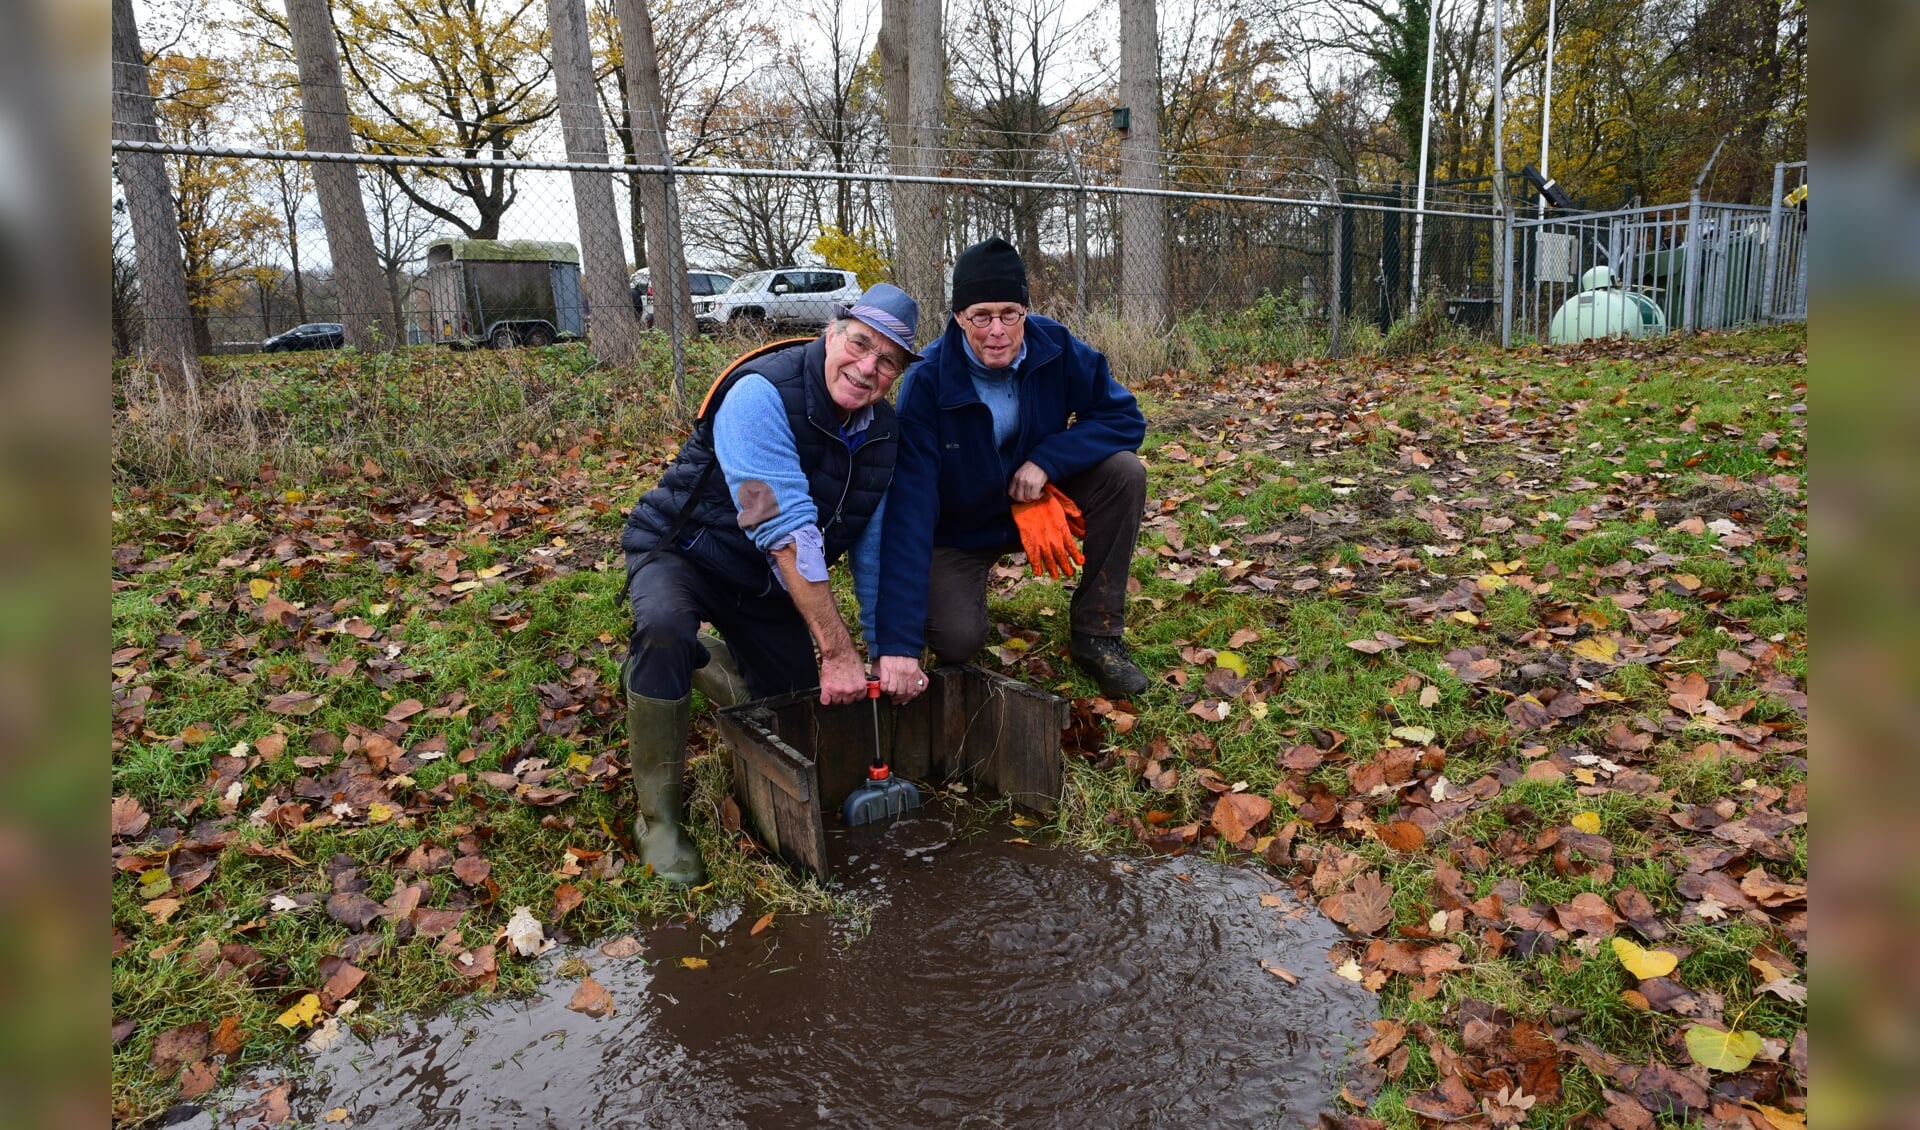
[[425, 239, 584, 349]]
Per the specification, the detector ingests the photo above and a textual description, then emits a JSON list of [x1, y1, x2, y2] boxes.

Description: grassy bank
[[112, 324, 1805, 1127]]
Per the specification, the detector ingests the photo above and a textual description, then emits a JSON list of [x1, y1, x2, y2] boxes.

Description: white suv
[[703, 268, 861, 328]]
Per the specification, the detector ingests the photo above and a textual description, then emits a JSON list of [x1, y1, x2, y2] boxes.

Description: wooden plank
[[781, 789, 829, 878], [889, 679, 933, 782], [744, 769, 780, 856], [715, 713, 809, 803], [932, 666, 971, 782]]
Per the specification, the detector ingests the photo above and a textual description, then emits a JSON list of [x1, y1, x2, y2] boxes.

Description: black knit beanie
[[950, 237, 1029, 311]]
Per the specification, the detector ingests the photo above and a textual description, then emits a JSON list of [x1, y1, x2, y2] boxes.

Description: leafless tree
[[617, 0, 693, 393], [1118, 0, 1171, 327], [283, 0, 389, 349], [112, 0, 202, 391], [782, 0, 885, 234], [948, 0, 1104, 269], [551, 0, 643, 367], [879, 0, 947, 339]]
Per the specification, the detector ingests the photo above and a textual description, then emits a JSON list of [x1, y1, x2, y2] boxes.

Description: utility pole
[[1491, 0, 1507, 322], [1411, 0, 1438, 311], [1538, 0, 1555, 217]]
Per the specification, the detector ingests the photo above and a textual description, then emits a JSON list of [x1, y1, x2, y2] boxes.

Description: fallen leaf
[[111, 795, 150, 838], [1321, 872, 1396, 936], [1611, 937, 1679, 979], [1211, 792, 1272, 842], [566, 976, 616, 1018], [149, 1022, 210, 1072], [679, 956, 708, 970], [1376, 820, 1426, 853], [452, 855, 492, 886], [265, 691, 322, 716], [1571, 811, 1603, 834], [1259, 959, 1298, 985], [1571, 635, 1621, 663], [599, 936, 642, 959], [178, 1060, 217, 1099], [1405, 1075, 1477, 1121], [276, 993, 323, 1030], [325, 892, 383, 932], [504, 906, 552, 957], [454, 945, 497, 981], [1685, 1025, 1764, 1072], [384, 698, 426, 723], [319, 962, 366, 1007], [1746, 1102, 1808, 1130], [259, 1083, 292, 1125], [323, 1109, 353, 1124], [750, 912, 775, 936], [1187, 699, 1230, 722], [551, 883, 584, 918]]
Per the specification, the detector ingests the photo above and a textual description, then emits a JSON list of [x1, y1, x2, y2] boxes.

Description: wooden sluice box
[[713, 664, 1067, 879]]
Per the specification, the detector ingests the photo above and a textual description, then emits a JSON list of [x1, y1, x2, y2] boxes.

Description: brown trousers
[[924, 450, 1147, 664]]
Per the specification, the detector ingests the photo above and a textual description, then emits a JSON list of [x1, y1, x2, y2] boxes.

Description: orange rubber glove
[[1012, 487, 1086, 579], [1046, 484, 1086, 539]]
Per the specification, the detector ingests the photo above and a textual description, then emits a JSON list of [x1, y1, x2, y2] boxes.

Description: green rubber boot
[[625, 691, 706, 886], [691, 631, 748, 709]]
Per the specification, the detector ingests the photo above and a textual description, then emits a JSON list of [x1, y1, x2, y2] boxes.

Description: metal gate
[[1505, 162, 1809, 344]]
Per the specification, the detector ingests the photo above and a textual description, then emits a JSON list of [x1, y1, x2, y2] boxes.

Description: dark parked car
[[262, 322, 345, 352]]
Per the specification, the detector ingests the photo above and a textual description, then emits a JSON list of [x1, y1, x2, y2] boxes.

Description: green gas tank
[[1548, 266, 1668, 344]]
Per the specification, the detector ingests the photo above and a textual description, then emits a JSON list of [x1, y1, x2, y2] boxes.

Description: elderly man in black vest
[[618, 285, 922, 884]]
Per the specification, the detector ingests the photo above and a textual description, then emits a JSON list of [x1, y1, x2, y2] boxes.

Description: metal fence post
[[1682, 190, 1702, 332], [1500, 211, 1514, 348], [1320, 159, 1343, 358], [1068, 144, 1088, 323], [1762, 162, 1784, 321]]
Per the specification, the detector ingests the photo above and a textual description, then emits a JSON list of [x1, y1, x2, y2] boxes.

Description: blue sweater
[[875, 314, 1145, 657], [712, 374, 885, 647]]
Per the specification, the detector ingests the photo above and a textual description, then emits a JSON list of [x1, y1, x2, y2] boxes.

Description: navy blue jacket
[[875, 314, 1144, 657], [622, 337, 897, 597]]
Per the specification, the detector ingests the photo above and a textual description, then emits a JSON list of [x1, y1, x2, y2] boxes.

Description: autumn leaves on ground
[[111, 325, 1806, 1127]]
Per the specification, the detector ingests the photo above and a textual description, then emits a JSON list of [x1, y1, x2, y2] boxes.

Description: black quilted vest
[[621, 336, 898, 595]]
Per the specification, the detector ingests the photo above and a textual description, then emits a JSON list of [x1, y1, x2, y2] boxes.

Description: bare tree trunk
[[283, 0, 389, 351], [551, 0, 643, 368], [616, 0, 691, 396], [111, 0, 201, 395], [1118, 0, 1170, 329], [881, 0, 946, 341], [284, 205, 309, 323]]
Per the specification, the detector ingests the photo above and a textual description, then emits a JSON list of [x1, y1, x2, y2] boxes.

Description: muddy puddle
[[274, 809, 1374, 1128]]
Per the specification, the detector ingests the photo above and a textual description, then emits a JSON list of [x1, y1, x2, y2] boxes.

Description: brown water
[[286, 811, 1374, 1128]]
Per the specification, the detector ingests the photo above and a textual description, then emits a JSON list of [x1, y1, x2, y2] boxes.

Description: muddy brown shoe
[[1070, 632, 1149, 697]]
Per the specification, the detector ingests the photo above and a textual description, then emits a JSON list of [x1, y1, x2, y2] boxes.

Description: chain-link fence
[[111, 139, 1508, 372]]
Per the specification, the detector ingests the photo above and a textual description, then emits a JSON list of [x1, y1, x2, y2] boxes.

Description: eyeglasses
[[962, 309, 1027, 330], [839, 327, 908, 379]]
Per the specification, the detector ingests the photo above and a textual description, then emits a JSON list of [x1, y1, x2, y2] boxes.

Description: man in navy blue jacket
[[874, 237, 1150, 701]]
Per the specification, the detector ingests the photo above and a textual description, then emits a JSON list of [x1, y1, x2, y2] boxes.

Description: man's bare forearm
[[769, 543, 865, 703]]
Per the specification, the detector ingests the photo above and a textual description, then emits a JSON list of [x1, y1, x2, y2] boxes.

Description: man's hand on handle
[[877, 654, 929, 704], [818, 650, 868, 706]]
